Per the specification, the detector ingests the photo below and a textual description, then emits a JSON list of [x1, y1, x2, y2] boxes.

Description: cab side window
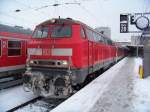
[[81, 27, 86, 39], [85, 29, 94, 41]]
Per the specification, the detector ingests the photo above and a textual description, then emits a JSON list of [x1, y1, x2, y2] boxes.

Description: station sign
[[120, 14, 128, 33], [120, 13, 150, 33]]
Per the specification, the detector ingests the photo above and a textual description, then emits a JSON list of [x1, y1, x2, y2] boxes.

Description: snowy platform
[[51, 57, 150, 112], [0, 86, 37, 112]]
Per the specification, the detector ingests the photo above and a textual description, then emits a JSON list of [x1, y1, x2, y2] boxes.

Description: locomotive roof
[[0, 24, 32, 35], [38, 18, 85, 26], [38, 18, 112, 41]]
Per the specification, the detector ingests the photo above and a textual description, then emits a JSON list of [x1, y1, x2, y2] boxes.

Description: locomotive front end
[[23, 18, 80, 97]]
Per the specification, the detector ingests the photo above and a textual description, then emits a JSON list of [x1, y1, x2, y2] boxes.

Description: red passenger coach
[[0, 24, 32, 80], [23, 18, 125, 97]]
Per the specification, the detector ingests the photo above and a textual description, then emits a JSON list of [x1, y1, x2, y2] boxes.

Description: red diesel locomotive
[[0, 24, 32, 79], [23, 18, 125, 97]]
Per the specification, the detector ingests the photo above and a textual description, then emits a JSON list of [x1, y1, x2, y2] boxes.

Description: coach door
[[0, 39, 7, 67]]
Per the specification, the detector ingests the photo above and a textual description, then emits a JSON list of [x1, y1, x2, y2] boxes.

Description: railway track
[[0, 74, 23, 90], [0, 78, 22, 90], [6, 96, 66, 112]]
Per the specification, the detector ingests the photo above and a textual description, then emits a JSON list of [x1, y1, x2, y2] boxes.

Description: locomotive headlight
[[62, 60, 68, 66], [30, 60, 34, 64]]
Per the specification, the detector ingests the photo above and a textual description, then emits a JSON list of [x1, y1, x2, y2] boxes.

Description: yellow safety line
[[139, 65, 143, 79]]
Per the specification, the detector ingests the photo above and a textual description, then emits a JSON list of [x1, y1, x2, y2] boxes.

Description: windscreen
[[51, 25, 71, 38], [32, 25, 71, 38], [32, 27, 48, 38]]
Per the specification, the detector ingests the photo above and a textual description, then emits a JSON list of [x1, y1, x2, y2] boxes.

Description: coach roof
[[0, 24, 32, 35]]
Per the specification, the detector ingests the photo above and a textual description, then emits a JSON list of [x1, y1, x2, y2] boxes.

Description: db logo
[[42, 49, 51, 55]]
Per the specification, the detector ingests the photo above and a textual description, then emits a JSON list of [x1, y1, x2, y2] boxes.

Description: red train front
[[23, 18, 125, 97]]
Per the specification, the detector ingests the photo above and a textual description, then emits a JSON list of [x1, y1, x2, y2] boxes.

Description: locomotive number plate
[[42, 49, 51, 55]]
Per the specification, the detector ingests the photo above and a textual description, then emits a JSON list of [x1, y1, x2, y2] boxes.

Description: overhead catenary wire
[[14, 0, 51, 17], [0, 11, 37, 25], [0, 0, 41, 26], [73, 0, 101, 26], [14, 0, 80, 19], [1, 0, 100, 28]]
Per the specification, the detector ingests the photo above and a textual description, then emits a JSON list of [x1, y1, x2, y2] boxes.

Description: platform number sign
[[120, 14, 129, 33], [120, 23, 128, 33]]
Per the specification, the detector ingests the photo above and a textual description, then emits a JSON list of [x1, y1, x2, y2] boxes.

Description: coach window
[[81, 27, 85, 39], [0, 40, 1, 56], [8, 41, 21, 56]]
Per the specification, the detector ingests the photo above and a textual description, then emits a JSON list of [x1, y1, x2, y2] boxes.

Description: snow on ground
[[133, 58, 150, 112], [91, 57, 136, 112], [0, 86, 37, 112], [15, 100, 51, 112]]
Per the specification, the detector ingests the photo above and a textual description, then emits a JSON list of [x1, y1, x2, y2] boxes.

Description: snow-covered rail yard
[[0, 57, 150, 112], [0, 85, 66, 112]]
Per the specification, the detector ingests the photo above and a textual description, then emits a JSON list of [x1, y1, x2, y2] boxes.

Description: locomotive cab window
[[8, 41, 21, 56], [51, 25, 71, 38], [86, 29, 94, 41], [0, 40, 1, 56], [33, 27, 49, 38], [81, 27, 85, 39]]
